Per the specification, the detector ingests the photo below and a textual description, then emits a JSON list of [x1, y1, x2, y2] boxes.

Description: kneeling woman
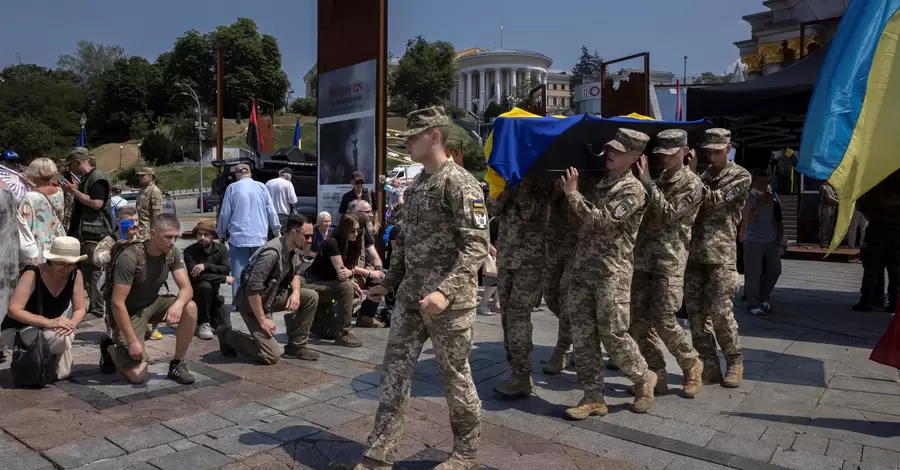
[[304, 213, 369, 348], [1, 237, 87, 380]]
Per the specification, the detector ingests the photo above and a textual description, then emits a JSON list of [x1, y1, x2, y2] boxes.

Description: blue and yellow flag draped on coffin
[[798, 0, 900, 252], [483, 108, 709, 198]]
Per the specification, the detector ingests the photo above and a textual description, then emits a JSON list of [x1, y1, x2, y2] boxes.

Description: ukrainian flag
[[798, 0, 900, 252]]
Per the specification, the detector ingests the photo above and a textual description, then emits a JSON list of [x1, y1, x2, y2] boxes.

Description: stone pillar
[[465, 71, 473, 113], [541, 71, 548, 86], [494, 67, 502, 103], [510, 68, 517, 92], [478, 69, 486, 111]]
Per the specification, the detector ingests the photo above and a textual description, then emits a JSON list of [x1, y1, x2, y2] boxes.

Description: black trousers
[[860, 222, 900, 308], [193, 281, 231, 329]]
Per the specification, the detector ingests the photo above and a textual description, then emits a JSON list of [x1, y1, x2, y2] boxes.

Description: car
[[197, 191, 217, 213], [121, 190, 176, 216]]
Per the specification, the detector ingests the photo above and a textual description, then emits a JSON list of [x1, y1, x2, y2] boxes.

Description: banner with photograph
[[317, 59, 378, 220]]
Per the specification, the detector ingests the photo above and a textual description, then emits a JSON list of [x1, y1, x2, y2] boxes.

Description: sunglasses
[[303, 234, 313, 240], [354, 180, 365, 185]]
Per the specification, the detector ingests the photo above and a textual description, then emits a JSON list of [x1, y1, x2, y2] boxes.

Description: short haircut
[[110, 185, 122, 195], [285, 215, 311, 232], [351, 171, 365, 181], [116, 206, 137, 218], [26, 158, 58, 181], [316, 211, 332, 225], [348, 199, 371, 213], [152, 213, 181, 232], [434, 126, 450, 146]]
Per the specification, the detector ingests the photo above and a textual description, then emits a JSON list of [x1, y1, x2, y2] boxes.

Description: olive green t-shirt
[[113, 245, 185, 314]]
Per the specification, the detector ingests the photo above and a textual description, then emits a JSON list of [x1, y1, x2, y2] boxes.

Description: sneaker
[[147, 328, 163, 340], [197, 323, 214, 340], [283, 347, 319, 361], [748, 306, 766, 316], [356, 316, 385, 328], [167, 360, 195, 385], [215, 326, 238, 357], [335, 332, 363, 348], [759, 301, 774, 314], [99, 336, 116, 375], [476, 305, 493, 316]]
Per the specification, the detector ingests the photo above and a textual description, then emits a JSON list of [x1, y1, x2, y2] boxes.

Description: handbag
[[11, 281, 54, 388], [482, 253, 498, 277], [16, 211, 39, 262]]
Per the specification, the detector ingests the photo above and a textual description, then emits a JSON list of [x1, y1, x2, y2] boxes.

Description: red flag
[[246, 99, 262, 155]]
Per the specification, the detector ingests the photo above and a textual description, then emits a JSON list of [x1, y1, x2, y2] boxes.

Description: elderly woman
[[19, 158, 66, 262], [1, 236, 87, 380], [312, 211, 333, 255]]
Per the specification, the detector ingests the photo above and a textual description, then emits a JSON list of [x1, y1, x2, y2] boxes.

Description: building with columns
[[736, 0, 847, 79]]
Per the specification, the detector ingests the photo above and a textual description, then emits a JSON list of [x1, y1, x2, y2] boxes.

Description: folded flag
[[798, 0, 900, 252]]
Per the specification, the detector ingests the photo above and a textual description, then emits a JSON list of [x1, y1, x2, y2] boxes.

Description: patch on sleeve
[[725, 182, 744, 202], [612, 198, 636, 220], [472, 199, 488, 229], [677, 191, 696, 213]]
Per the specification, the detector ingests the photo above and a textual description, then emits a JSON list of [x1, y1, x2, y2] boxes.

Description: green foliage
[[501, 77, 536, 111], [169, 110, 214, 159], [0, 64, 83, 159], [570, 46, 603, 108], [390, 36, 456, 109], [92, 56, 162, 141], [290, 98, 317, 116], [446, 105, 466, 119], [461, 138, 486, 173], [140, 132, 176, 165], [113, 165, 141, 188], [57, 41, 126, 87], [387, 96, 416, 116], [483, 102, 505, 120], [235, 111, 242, 124]]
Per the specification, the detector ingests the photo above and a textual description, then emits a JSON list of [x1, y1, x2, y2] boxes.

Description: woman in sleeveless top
[[1, 237, 87, 381], [19, 158, 66, 263]]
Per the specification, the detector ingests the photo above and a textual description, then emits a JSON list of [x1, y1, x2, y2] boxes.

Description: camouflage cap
[[64, 147, 92, 165], [135, 167, 155, 176], [606, 128, 650, 154], [702, 128, 731, 150], [397, 106, 453, 137], [653, 129, 688, 155]]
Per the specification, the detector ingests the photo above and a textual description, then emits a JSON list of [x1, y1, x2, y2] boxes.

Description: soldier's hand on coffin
[[419, 291, 449, 316], [637, 155, 651, 183], [561, 167, 579, 195]]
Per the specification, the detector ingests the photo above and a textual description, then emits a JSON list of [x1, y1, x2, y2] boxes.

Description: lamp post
[[119, 145, 123, 169], [175, 82, 204, 196]]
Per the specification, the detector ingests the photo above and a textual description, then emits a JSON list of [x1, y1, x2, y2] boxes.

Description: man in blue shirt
[[217, 163, 281, 299]]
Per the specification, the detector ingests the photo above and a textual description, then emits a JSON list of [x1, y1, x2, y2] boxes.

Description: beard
[[365, 220, 375, 233]]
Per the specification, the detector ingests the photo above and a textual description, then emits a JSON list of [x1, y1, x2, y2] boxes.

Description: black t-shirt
[[364, 230, 374, 248], [69, 171, 110, 237], [305, 238, 341, 281], [338, 188, 374, 215], [1, 266, 76, 331]]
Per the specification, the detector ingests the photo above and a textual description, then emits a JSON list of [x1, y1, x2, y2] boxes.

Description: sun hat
[[43, 236, 86, 264]]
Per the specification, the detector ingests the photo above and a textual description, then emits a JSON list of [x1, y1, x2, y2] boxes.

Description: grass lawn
[[118, 166, 218, 192], [224, 124, 317, 152]]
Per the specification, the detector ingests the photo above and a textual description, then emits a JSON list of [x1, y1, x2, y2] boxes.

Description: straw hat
[[43, 236, 86, 264]]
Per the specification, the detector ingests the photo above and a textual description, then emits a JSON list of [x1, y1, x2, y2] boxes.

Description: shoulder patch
[[612, 198, 636, 220], [725, 182, 744, 202], [472, 200, 488, 229], [677, 191, 696, 213]]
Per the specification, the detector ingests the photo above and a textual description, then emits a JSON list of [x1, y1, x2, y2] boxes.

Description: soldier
[[685, 128, 751, 388], [630, 129, 704, 398], [136, 167, 163, 241], [491, 178, 552, 397], [350, 106, 489, 470], [560, 128, 657, 419], [542, 184, 576, 375]]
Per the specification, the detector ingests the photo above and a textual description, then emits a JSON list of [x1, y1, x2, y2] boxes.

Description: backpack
[[238, 246, 284, 313], [103, 240, 176, 306], [382, 225, 394, 246]]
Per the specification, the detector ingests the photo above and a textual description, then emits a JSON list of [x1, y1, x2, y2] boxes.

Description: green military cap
[[64, 147, 92, 165], [397, 106, 453, 137], [606, 128, 650, 154], [135, 167, 155, 176], [702, 128, 731, 150], [654, 129, 688, 155]]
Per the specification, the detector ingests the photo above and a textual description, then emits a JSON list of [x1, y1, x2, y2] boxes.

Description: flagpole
[[500, 23, 503, 48]]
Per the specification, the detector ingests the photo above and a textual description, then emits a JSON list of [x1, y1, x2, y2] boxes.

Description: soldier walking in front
[[560, 128, 658, 419], [136, 167, 163, 241], [542, 184, 577, 375], [630, 129, 705, 398], [491, 178, 551, 397], [684, 128, 751, 388], [344, 106, 489, 470]]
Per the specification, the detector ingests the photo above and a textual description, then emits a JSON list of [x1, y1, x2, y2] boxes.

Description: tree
[[161, 30, 216, 113], [140, 131, 176, 166], [290, 98, 317, 116], [694, 72, 732, 85], [461, 138, 486, 173], [390, 36, 456, 109], [92, 57, 162, 141], [57, 41, 126, 87], [502, 77, 537, 111], [569, 46, 603, 108]]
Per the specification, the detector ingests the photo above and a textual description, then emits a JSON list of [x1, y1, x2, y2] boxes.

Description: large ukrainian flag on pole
[[798, 0, 900, 252]]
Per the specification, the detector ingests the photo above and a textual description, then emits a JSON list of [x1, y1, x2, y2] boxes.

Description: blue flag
[[77, 128, 85, 147], [293, 118, 302, 150]]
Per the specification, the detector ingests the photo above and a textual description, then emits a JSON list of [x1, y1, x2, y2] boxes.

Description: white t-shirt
[[266, 177, 297, 215]]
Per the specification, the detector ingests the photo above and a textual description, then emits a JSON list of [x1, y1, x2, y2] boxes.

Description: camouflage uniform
[[543, 186, 576, 369], [565, 129, 651, 403], [136, 167, 163, 241], [362, 107, 489, 468], [685, 129, 751, 376], [492, 179, 550, 384], [630, 130, 704, 376]]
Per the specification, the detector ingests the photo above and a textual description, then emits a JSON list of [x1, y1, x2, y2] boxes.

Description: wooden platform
[[783, 244, 860, 262]]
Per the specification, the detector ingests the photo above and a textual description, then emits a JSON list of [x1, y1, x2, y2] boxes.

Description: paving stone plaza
[[1, 222, 898, 470]]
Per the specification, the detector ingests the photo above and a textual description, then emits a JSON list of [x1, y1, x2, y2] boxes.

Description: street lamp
[[137, 142, 141, 161], [175, 82, 204, 197], [119, 145, 123, 169]]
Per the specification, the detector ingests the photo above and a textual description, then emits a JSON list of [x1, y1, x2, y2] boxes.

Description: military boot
[[702, 358, 723, 385], [434, 453, 479, 470], [722, 362, 743, 388], [565, 397, 608, 420], [682, 359, 703, 398], [630, 370, 658, 414], [493, 374, 533, 398], [542, 349, 568, 375], [628, 370, 668, 396]]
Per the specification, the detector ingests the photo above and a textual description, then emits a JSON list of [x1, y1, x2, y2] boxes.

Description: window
[[551, 96, 558, 106], [559, 97, 566, 107], [561, 84, 566, 91], [552, 84, 557, 90]]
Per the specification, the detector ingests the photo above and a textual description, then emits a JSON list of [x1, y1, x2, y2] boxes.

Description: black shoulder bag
[[11, 274, 54, 388]]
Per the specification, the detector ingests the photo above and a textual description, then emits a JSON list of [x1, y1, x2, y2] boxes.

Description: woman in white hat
[[1, 236, 87, 380]]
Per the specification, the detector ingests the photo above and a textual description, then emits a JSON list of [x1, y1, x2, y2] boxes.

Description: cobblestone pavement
[[1, 224, 898, 470]]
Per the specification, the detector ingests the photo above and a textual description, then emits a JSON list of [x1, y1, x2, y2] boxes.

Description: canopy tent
[[686, 42, 831, 149]]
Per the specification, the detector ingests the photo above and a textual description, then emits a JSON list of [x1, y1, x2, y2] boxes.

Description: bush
[[289, 98, 317, 116], [141, 132, 176, 166], [462, 138, 486, 173], [235, 111, 242, 124], [113, 165, 141, 188], [446, 105, 466, 120], [387, 96, 415, 116], [483, 102, 505, 120]]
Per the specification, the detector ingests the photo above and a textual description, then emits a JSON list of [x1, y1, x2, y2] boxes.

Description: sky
[[2, 0, 763, 97]]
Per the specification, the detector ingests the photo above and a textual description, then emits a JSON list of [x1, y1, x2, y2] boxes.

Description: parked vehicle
[[386, 164, 424, 185], [197, 191, 217, 213], [120, 190, 176, 216]]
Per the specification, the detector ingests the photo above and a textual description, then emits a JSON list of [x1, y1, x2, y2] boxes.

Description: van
[[386, 164, 424, 185]]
